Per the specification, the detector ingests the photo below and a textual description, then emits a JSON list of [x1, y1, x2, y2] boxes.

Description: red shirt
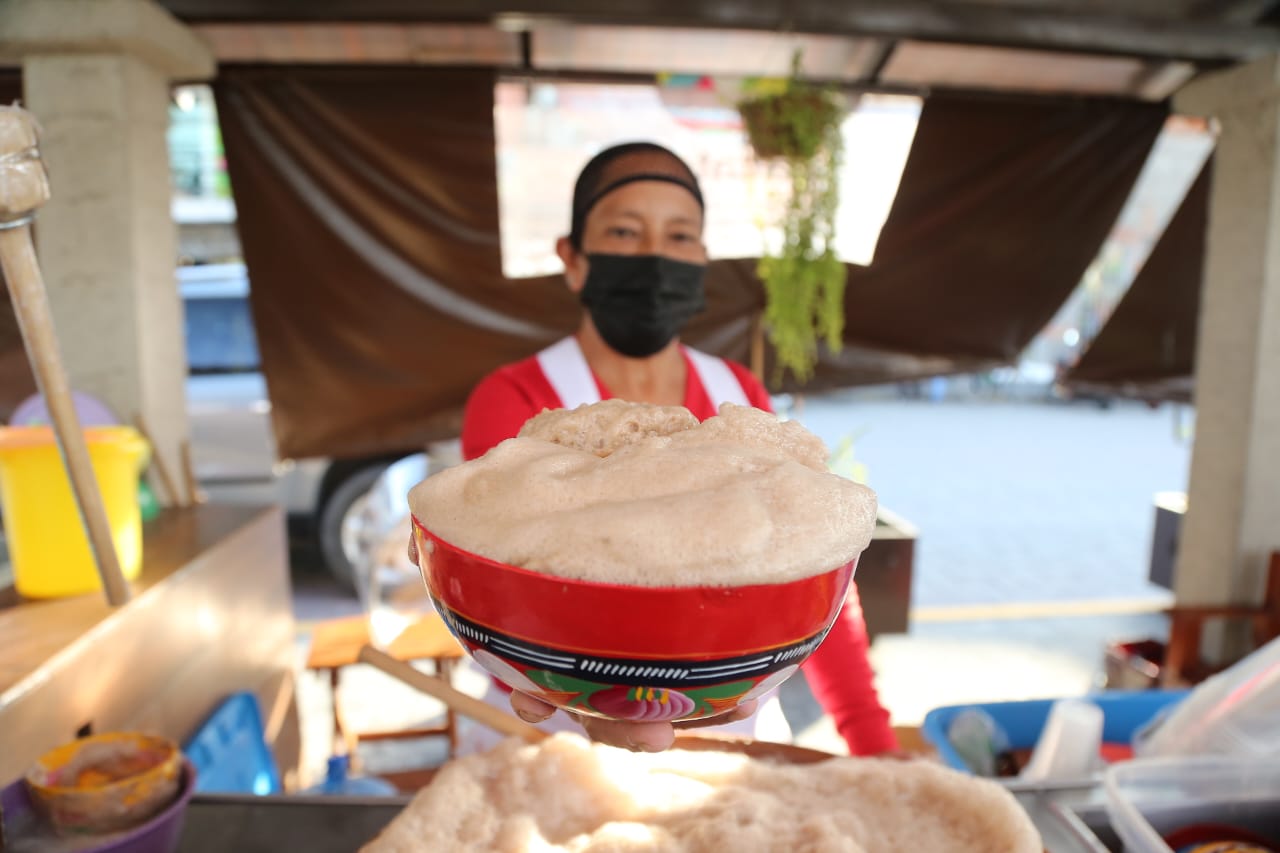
[[460, 343, 899, 756], [462, 347, 773, 460]]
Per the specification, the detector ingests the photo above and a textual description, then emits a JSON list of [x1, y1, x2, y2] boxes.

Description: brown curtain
[[1065, 158, 1212, 403], [801, 92, 1168, 392], [0, 69, 38, 421], [216, 67, 578, 460], [218, 68, 1167, 459]]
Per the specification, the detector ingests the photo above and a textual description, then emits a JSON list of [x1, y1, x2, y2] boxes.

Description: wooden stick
[[179, 438, 201, 506], [133, 413, 182, 508], [358, 645, 547, 743], [0, 227, 130, 606], [0, 105, 129, 606]]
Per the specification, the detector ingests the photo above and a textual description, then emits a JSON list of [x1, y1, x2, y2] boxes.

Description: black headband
[[569, 172, 705, 249]]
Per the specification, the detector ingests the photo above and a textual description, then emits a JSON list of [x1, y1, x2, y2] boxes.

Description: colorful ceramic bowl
[[412, 516, 856, 723], [25, 732, 184, 836]]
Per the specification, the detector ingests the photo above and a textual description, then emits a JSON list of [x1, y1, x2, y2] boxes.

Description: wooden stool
[[305, 613, 465, 764], [893, 725, 936, 759]]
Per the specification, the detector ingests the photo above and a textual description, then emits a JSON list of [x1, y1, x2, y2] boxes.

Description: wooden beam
[[1130, 60, 1199, 100], [862, 39, 899, 84], [1188, 0, 1280, 23], [802, 2, 1280, 63], [157, 1, 1280, 63]]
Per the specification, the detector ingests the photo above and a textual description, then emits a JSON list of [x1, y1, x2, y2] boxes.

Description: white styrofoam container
[[1104, 756, 1280, 853]]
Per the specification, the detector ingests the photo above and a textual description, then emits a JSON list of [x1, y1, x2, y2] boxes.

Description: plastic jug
[[946, 708, 1015, 777], [0, 426, 149, 598], [304, 755, 397, 797], [344, 454, 434, 648]]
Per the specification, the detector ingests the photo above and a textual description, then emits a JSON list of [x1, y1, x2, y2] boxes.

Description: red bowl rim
[[411, 514, 853, 592]]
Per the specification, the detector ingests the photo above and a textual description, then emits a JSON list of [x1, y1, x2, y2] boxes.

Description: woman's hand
[[510, 690, 759, 753]]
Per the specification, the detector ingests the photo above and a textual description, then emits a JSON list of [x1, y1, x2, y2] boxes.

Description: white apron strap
[[686, 347, 751, 409], [536, 336, 602, 409]]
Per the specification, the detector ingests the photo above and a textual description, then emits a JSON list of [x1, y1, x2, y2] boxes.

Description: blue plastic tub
[[183, 692, 281, 795], [921, 689, 1190, 774]]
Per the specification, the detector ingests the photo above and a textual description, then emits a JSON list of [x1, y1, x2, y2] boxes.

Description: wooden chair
[[305, 613, 465, 769], [1160, 551, 1280, 687]]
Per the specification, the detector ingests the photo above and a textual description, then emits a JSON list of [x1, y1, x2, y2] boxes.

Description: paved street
[[789, 393, 1192, 608]]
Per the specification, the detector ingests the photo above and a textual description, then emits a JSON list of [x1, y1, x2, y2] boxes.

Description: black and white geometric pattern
[[433, 597, 830, 690]]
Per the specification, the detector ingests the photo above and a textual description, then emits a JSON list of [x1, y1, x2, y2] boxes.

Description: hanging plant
[[737, 52, 847, 384]]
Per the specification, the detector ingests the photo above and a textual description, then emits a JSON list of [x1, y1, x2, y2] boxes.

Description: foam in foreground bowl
[[408, 401, 878, 588], [361, 733, 1044, 853]]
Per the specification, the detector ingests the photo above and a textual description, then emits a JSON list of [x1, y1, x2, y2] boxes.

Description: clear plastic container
[[342, 454, 433, 647], [1104, 756, 1280, 853], [1019, 698, 1104, 782]]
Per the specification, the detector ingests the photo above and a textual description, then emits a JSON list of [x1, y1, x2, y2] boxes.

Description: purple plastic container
[[1, 760, 195, 853]]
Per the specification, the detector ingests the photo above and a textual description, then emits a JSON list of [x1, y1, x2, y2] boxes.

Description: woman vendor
[[432, 142, 898, 758]]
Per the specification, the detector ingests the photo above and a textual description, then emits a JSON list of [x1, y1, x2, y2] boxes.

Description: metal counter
[[177, 781, 1122, 853], [178, 794, 409, 852], [1006, 779, 1119, 852]]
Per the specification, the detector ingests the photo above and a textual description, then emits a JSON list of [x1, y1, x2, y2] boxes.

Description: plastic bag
[[1135, 636, 1280, 759]]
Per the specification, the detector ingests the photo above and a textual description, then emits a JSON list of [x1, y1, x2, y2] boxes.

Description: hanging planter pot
[[738, 88, 844, 162], [737, 53, 849, 384]]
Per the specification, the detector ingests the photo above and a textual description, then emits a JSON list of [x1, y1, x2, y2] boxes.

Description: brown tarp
[[1065, 158, 1212, 403], [216, 69, 1166, 459], [806, 92, 1168, 391], [0, 69, 39, 420], [215, 67, 573, 460]]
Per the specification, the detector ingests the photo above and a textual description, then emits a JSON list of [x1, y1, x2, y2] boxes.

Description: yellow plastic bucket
[[0, 426, 150, 598]]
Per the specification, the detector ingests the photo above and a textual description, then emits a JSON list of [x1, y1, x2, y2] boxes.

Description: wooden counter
[[0, 504, 299, 785]]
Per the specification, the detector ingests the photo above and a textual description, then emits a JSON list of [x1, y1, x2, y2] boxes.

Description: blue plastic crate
[[921, 689, 1190, 774], [183, 691, 282, 795]]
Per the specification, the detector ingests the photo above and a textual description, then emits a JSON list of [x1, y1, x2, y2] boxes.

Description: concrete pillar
[[1173, 57, 1280, 625], [0, 0, 214, 503]]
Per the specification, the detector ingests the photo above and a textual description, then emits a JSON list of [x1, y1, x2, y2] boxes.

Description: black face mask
[[579, 254, 707, 358]]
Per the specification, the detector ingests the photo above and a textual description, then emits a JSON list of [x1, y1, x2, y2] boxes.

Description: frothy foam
[[361, 733, 1043, 853], [408, 402, 877, 587]]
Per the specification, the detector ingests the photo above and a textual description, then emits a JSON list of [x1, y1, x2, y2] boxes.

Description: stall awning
[[214, 67, 575, 460], [214, 67, 1165, 459], [1064, 158, 1212, 403], [803, 91, 1167, 392]]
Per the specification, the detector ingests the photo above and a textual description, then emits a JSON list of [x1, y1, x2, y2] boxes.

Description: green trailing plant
[[737, 53, 847, 384]]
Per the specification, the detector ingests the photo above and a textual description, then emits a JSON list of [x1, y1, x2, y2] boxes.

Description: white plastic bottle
[[1019, 699, 1105, 782]]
